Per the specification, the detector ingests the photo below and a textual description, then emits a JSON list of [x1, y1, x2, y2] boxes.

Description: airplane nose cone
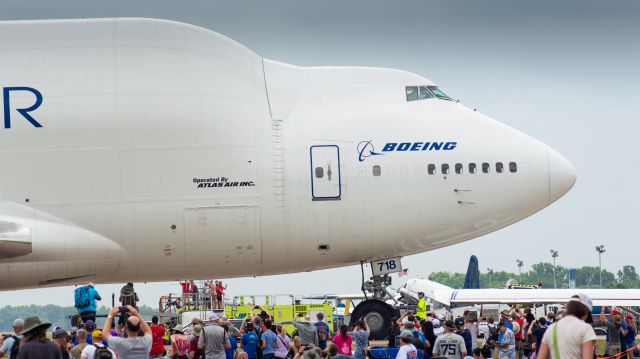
[[548, 147, 577, 203]]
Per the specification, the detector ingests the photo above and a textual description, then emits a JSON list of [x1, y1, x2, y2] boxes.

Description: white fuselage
[[0, 18, 576, 290]]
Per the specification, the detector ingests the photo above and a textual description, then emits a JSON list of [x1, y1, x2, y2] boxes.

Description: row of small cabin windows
[[370, 162, 517, 177], [428, 162, 517, 175]]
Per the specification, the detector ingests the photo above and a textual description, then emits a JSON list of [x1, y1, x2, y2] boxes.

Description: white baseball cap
[[209, 313, 219, 321], [13, 318, 24, 327], [569, 293, 593, 312]]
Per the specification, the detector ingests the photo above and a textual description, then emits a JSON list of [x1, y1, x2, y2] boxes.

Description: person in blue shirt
[[313, 313, 331, 350], [241, 322, 260, 359], [75, 283, 101, 323], [261, 320, 278, 359], [223, 324, 238, 359]]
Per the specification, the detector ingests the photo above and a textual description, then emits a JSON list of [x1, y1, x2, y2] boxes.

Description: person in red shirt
[[216, 281, 226, 309], [149, 315, 167, 358], [189, 325, 204, 359], [180, 280, 192, 305], [511, 312, 524, 359]]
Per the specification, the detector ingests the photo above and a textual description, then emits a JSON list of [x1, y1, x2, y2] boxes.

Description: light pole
[[516, 260, 524, 278], [596, 245, 606, 287], [550, 249, 559, 289], [487, 268, 494, 288]]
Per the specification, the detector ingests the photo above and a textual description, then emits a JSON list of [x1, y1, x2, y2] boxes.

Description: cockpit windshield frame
[[406, 85, 452, 102]]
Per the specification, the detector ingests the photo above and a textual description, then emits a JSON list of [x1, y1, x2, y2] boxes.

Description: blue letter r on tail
[[3, 87, 44, 128]]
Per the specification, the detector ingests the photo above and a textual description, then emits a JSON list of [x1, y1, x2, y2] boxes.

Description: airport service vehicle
[[159, 290, 333, 335], [0, 18, 576, 292]]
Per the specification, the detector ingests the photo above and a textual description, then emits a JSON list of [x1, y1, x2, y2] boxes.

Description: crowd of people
[[0, 285, 636, 359], [385, 294, 638, 359], [179, 281, 226, 310]]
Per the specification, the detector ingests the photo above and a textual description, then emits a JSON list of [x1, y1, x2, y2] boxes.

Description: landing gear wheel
[[349, 299, 399, 340]]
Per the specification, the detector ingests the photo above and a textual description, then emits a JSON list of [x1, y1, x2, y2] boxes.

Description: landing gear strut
[[351, 261, 400, 340]]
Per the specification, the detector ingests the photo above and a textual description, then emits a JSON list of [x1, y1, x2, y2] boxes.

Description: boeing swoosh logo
[[357, 140, 384, 162]]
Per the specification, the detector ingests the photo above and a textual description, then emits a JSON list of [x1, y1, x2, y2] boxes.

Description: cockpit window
[[406, 86, 419, 101], [419, 86, 433, 99], [427, 86, 452, 100], [407, 86, 451, 102]]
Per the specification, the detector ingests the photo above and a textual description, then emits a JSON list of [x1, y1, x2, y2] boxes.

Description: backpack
[[93, 344, 113, 359], [9, 335, 20, 359], [488, 325, 498, 340], [315, 322, 329, 342], [74, 286, 92, 309]]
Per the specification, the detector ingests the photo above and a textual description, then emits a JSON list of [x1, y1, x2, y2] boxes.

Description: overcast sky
[[0, 0, 638, 308]]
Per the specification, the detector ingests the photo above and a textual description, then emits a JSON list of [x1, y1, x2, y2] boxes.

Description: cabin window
[[372, 165, 381, 176], [469, 163, 477, 174], [406, 86, 419, 101], [496, 162, 504, 173], [509, 162, 518, 173], [315, 167, 324, 178], [428, 164, 436, 175], [455, 163, 463, 174], [441, 164, 450, 174], [482, 162, 490, 173]]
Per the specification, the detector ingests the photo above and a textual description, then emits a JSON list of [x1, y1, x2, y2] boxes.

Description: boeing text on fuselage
[[358, 140, 457, 161]]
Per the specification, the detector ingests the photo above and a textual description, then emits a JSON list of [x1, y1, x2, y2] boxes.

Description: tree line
[[430, 262, 640, 289], [0, 305, 156, 332]]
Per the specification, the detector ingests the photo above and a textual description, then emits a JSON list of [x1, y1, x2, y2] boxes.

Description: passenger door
[[309, 145, 341, 200]]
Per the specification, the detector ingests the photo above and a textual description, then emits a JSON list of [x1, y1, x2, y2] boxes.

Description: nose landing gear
[[348, 260, 403, 340]]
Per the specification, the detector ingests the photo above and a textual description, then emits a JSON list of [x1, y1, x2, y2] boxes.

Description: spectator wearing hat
[[171, 325, 190, 359], [453, 318, 472, 356], [70, 329, 87, 359], [104, 305, 153, 359], [83, 320, 96, 345], [119, 282, 140, 309], [396, 331, 418, 359], [80, 330, 115, 359], [403, 322, 426, 352], [53, 329, 70, 359], [198, 313, 231, 359], [622, 314, 637, 354], [538, 294, 596, 359], [0, 318, 24, 359], [241, 321, 260, 359], [16, 316, 61, 359], [292, 314, 319, 347], [149, 316, 166, 358], [433, 320, 466, 359], [190, 325, 204, 359]]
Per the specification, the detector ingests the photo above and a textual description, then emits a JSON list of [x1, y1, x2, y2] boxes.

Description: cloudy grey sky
[[0, 0, 639, 307]]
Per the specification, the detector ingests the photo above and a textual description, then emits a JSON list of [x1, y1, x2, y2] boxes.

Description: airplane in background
[[0, 17, 577, 326]]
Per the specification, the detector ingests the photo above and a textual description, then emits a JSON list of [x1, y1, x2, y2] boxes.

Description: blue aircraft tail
[[463, 255, 480, 289]]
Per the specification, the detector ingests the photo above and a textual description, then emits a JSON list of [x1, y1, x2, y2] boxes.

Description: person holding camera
[[104, 305, 152, 359]]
